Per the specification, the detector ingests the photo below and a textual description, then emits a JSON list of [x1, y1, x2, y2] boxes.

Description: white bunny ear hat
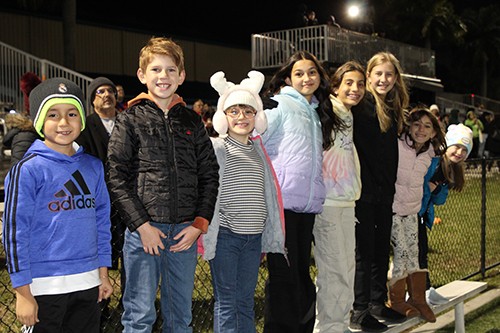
[[210, 70, 267, 135]]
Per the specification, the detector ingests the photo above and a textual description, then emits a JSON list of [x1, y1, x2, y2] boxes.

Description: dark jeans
[[470, 138, 480, 159], [264, 210, 316, 333], [101, 210, 126, 324], [353, 201, 393, 311], [417, 218, 432, 289]]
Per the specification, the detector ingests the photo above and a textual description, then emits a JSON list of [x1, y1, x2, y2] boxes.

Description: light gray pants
[[313, 206, 356, 333]]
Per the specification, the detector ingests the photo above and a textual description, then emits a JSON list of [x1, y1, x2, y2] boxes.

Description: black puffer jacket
[[107, 94, 219, 232]]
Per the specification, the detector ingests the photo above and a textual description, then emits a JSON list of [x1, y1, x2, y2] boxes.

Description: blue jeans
[[209, 227, 262, 333], [121, 221, 197, 333]]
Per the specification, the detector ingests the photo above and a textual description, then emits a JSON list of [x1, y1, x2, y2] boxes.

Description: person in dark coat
[[76, 77, 118, 162], [76, 76, 123, 264], [75, 77, 123, 324], [2, 72, 43, 167], [483, 113, 500, 170], [2, 113, 40, 167]]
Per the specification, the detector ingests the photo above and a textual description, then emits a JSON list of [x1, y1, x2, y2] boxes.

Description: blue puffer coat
[[261, 86, 325, 214], [419, 156, 449, 230]]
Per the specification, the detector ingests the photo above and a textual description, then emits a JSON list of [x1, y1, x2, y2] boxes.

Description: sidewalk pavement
[[412, 287, 500, 332]]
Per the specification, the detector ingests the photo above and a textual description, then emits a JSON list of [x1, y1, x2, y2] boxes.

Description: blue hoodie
[[3, 140, 112, 288]]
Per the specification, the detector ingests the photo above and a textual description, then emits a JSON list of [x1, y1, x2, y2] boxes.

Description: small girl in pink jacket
[[388, 108, 445, 323]]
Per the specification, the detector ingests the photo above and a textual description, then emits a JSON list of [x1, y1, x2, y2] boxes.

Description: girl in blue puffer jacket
[[262, 50, 345, 333]]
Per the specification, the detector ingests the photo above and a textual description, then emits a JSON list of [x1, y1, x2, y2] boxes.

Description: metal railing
[[251, 25, 436, 77], [463, 94, 500, 114], [0, 40, 92, 114], [435, 96, 498, 123]]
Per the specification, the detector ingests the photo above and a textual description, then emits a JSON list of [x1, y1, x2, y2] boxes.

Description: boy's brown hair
[[139, 37, 185, 72]]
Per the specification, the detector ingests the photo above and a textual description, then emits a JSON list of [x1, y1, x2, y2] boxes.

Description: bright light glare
[[349, 6, 359, 17]]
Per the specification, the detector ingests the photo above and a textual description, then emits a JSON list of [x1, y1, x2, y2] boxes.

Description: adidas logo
[[48, 170, 95, 212]]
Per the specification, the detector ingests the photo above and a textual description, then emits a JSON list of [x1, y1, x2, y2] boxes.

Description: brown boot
[[388, 276, 420, 317], [407, 271, 436, 322]]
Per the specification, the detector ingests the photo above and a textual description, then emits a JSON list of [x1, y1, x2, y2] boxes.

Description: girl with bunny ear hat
[[210, 70, 267, 135], [199, 70, 285, 333]]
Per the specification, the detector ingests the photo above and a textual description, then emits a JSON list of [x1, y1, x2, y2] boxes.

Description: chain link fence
[[1, 159, 500, 332]]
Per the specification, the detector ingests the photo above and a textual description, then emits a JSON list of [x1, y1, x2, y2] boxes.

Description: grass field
[[428, 167, 500, 287], [438, 296, 500, 333]]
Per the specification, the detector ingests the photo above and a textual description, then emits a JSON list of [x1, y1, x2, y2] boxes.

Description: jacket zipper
[[304, 103, 317, 212], [163, 109, 178, 223]]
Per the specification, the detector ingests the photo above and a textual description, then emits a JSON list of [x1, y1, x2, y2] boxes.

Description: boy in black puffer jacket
[[107, 37, 219, 332]]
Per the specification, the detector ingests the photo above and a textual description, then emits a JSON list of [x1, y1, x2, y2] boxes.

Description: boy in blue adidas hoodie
[[2, 78, 112, 332]]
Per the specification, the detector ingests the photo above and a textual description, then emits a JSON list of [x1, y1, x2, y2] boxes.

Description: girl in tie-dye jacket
[[312, 61, 366, 333]]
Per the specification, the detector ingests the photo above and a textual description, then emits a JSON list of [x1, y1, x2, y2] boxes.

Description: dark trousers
[[101, 209, 126, 325], [353, 201, 393, 311], [33, 286, 100, 333], [264, 210, 316, 333], [417, 218, 432, 289]]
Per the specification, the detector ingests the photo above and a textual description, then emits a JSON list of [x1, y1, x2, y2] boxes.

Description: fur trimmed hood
[[4, 113, 36, 132]]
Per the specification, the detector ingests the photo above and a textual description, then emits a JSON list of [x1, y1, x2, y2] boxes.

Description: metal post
[[454, 302, 465, 333], [323, 25, 328, 61], [251, 35, 256, 69], [286, 30, 290, 60], [41, 59, 47, 81], [481, 158, 486, 278]]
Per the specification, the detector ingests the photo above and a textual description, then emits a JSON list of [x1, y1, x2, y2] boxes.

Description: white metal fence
[[436, 96, 497, 120], [251, 25, 436, 78], [0, 40, 92, 114], [465, 95, 500, 114]]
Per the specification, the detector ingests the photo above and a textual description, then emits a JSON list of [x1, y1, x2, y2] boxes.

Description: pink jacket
[[392, 134, 435, 216]]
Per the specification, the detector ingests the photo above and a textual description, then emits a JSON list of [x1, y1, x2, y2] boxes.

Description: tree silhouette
[[376, 0, 465, 50], [460, 5, 500, 97], [420, 0, 466, 49]]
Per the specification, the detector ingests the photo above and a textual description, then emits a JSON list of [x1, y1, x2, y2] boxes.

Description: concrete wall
[[0, 11, 252, 84]]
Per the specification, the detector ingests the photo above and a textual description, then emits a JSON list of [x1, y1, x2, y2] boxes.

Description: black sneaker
[[370, 303, 407, 323], [349, 309, 388, 332]]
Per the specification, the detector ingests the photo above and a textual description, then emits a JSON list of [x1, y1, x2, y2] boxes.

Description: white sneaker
[[426, 287, 448, 305]]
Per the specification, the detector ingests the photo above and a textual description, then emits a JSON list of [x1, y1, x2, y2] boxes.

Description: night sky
[[2, 0, 498, 98], [73, 0, 498, 48], [2, 0, 497, 48]]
